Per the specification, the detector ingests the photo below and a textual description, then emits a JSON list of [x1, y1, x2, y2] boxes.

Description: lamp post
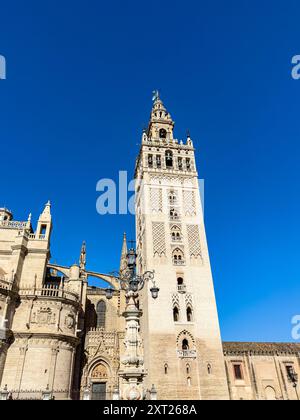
[[105, 248, 159, 400]]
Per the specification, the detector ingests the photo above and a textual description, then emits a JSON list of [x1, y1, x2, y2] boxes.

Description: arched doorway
[[265, 386, 277, 400], [90, 362, 109, 400]]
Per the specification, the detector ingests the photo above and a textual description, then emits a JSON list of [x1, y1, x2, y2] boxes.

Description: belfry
[[0, 95, 299, 400]]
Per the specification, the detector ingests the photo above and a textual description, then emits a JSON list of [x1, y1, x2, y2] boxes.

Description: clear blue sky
[[1, 0, 300, 342]]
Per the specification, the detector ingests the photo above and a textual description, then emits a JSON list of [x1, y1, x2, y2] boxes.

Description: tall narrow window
[[187, 306, 193, 322], [182, 339, 189, 350], [148, 154, 153, 167], [96, 300, 106, 328], [233, 364, 243, 380], [159, 128, 167, 139], [173, 306, 179, 322], [165, 150, 173, 168], [164, 363, 168, 375]]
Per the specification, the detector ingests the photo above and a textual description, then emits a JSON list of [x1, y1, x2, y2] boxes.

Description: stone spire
[[79, 241, 86, 272], [39, 200, 52, 222], [120, 232, 128, 274], [147, 92, 175, 142]]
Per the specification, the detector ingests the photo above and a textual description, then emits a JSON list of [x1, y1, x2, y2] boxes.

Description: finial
[[28, 213, 32, 222], [152, 90, 160, 102], [79, 241, 87, 271]]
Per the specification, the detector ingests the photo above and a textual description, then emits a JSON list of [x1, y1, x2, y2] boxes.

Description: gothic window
[[187, 306, 193, 322], [173, 306, 179, 322], [186, 158, 191, 170], [187, 377, 191, 387], [173, 248, 184, 265], [96, 300, 106, 328], [182, 339, 189, 350], [159, 128, 167, 139], [186, 364, 191, 375], [170, 208, 179, 220], [171, 225, 181, 241], [165, 150, 173, 168], [207, 364, 212, 375], [168, 191, 177, 204]]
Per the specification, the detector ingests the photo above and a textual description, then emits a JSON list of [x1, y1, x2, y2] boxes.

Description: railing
[[170, 216, 180, 221], [19, 285, 79, 303], [173, 260, 185, 266], [177, 284, 186, 293], [0, 278, 15, 292], [177, 350, 197, 358], [171, 236, 182, 242], [29, 234, 46, 240], [0, 221, 27, 230]]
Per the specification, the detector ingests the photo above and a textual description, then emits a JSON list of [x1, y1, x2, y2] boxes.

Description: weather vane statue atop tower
[[152, 90, 160, 102]]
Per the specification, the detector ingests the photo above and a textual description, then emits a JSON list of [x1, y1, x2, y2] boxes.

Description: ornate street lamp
[[150, 385, 158, 400], [104, 247, 159, 400]]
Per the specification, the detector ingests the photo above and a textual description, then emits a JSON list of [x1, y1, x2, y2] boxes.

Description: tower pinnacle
[[120, 232, 128, 274]]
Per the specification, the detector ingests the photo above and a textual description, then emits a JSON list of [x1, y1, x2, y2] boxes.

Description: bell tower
[[135, 94, 229, 400]]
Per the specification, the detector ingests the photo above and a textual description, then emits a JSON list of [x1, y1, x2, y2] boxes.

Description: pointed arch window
[[168, 191, 177, 205], [96, 300, 106, 328], [173, 248, 185, 265], [173, 306, 179, 322], [187, 306, 193, 322], [171, 225, 181, 241]]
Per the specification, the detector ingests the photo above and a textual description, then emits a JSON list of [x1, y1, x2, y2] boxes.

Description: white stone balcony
[[177, 284, 186, 293], [173, 259, 185, 266], [19, 285, 79, 303], [177, 350, 197, 359]]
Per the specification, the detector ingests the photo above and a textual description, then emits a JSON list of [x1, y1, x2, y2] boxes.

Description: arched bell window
[[159, 128, 167, 139], [96, 300, 106, 328], [165, 150, 173, 168]]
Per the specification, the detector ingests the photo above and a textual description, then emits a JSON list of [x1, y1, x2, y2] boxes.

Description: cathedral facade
[[0, 96, 299, 400]]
